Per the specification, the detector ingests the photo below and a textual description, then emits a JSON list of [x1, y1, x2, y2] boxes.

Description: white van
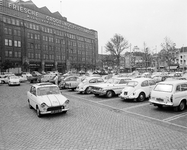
[[149, 80, 187, 111]]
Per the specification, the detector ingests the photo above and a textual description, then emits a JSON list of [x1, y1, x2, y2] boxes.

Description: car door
[[173, 83, 187, 106], [141, 80, 150, 97], [29, 86, 38, 109]]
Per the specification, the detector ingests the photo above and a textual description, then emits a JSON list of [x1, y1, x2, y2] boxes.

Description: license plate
[[51, 110, 62, 114], [156, 98, 163, 102]]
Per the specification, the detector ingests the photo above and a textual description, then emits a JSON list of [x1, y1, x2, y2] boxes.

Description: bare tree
[[160, 37, 176, 71], [105, 34, 129, 72]]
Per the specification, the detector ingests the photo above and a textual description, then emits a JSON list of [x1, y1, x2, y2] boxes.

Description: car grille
[[156, 98, 163, 102], [47, 106, 64, 111], [124, 92, 128, 95]]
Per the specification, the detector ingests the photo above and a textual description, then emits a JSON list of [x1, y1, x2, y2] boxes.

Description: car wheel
[[36, 107, 42, 117], [28, 100, 32, 109], [85, 87, 91, 94], [2, 81, 5, 84], [137, 92, 145, 102], [178, 100, 186, 111], [106, 90, 113, 98]]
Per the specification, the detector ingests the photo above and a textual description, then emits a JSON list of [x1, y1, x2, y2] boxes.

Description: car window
[[181, 84, 187, 91], [97, 78, 104, 83], [154, 84, 173, 92], [119, 79, 129, 84], [30, 87, 36, 96], [149, 80, 156, 86], [176, 85, 181, 92], [37, 86, 60, 96], [89, 78, 97, 83], [141, 80, 149, 87]]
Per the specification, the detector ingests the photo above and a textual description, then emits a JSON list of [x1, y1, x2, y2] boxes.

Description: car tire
[[177, 100, 186, 111], [137, 92, 145, 102], [36, 107, 42, 117], [85, 87, 91, 94], [106, 90, 113, 98], [2, 81, 5, 84], [28, 100, 32, 109]]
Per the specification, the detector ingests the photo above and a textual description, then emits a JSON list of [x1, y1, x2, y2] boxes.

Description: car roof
[[31, 83, 57, 88], [131, 78, 153, 82], [158, 80, 187, 85]]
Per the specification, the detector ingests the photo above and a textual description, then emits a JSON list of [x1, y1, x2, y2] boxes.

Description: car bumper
[[9, 82, 20, 85], [75, 88, 84, 92], [119, 94, 136, 99], [149, 99, 173, 106], [40, 108, 69, 115]]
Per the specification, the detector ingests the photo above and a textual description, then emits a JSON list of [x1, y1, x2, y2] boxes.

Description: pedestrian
[[54, 74, 58, 85]]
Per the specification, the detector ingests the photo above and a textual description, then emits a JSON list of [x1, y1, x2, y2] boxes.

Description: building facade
[[0, 0, 98, 73]]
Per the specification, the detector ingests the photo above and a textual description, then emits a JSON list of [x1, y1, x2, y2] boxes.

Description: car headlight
[[41, 103, 48, 108], [65, 99, 70, 104]]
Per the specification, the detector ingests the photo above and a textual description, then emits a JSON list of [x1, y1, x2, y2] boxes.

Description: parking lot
[[0, 82, 187, 150], [62, 89, 187, 130]]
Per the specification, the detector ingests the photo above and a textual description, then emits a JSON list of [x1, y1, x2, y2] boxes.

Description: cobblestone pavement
[[0, 83, 187, 150]]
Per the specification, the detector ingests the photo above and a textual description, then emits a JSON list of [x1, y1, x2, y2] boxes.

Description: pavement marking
[[121, 103, 149, 110], [64, 93, 187, 129], [95, 98, 119, 103], [163, 112, 187, 122]]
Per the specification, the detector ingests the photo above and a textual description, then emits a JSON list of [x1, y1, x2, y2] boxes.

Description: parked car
[[119, 78, 156, 102], [27, 83, 70, 117], [8, 76, 20, 86], [58, 75, 78, 89], [149, 80, 187, 111], [91, 77, 132, 98], [27, 71, 42, 83], [76, 76, 104, 94], [64, 76, 83, 90], [0, 75, 9, 84]]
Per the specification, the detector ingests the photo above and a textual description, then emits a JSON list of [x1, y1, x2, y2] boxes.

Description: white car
[[119, 78, 156, 101], [91, 77, 132, 98], [27, 83, 70, 117], [149, 80, 187, 111], [8, 76, 20, 86], [76, 77, 104, 94], [0, 75, 8, 84]]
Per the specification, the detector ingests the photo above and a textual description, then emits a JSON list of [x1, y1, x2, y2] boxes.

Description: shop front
[[57, 63, 66, 73], [45, 63, 55, 72], [29, 62, 41, 72]]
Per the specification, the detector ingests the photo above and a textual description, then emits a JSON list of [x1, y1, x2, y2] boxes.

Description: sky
[[29, 0, 187, 54]]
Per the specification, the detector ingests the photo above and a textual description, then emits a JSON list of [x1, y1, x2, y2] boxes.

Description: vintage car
[[27, 83, 69, 117], [64, 76, 83, 90], [59, 75, 79, 89], [76, 76, 104, 94], [8, 76, 20, 86], [0, 75, 9, 84], [91, 77, 132, 98], [119, 78, 156, 101], [149, 80, 187, 111]]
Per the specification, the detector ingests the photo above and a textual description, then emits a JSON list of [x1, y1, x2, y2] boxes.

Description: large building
[[0, 0, 98, 73]]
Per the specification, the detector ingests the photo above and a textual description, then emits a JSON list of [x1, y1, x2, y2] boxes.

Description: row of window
[[5, 39, 21, 47], [3, 17, 20, 26], [27, 33, 40, 40], [25, 22, 40, 30], [4, 27, 21, 36], [5, 50, 21, 58]]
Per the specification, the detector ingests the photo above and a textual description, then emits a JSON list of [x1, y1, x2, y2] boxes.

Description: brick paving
[[0, 83, 187, 150]]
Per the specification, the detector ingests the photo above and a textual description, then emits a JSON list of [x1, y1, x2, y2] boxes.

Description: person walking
[[54, 74, 58, 85]]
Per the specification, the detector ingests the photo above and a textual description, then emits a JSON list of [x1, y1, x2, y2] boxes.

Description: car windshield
[[106, 78, 120, 84], [37, 86, 61, 96], [126, 81, 138, 87], [10, 76, 19, 79], [154, 84, 173, 92]]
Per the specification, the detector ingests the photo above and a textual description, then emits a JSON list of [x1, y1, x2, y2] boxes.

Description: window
[[141, 80, 149, 87], [14, 41, 18, 47], [9, 51, 12, 57], [5, 39, 8, 45], [4, 28, 8, 34], [181, 84, 187, 91], [12, 19, 15, 25], [149, 80, 156, 86], [8, 29, 12, 35], [14, 52, 18, 57], [9, 40, 12, 46], [18, 41, 21, 47], [16, 20, 19, 26], [89, 79, 96, 83]]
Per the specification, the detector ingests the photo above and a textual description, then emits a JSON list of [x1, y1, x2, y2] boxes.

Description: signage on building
[[45, 63, 54, 67], [1, 0, 95, 35]]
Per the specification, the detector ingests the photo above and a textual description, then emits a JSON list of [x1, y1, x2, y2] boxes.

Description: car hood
[[9, 79, 20, 82], [38, 94, 67, 107]]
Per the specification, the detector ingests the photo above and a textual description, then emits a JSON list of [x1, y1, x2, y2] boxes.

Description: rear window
[[154, 84, 173, 92]]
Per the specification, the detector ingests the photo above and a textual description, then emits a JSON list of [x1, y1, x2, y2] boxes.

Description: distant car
[[27, 83, 70, 117], [8, 76, 20, 86], [119, 78, 156, 102], [0, 75, 8, 84], [76, 77, 104, 94], [149, 80, 187, 111], [91, 77, 132, 98], [64, 76, 82, 90], [58, 75, 78, 89]]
